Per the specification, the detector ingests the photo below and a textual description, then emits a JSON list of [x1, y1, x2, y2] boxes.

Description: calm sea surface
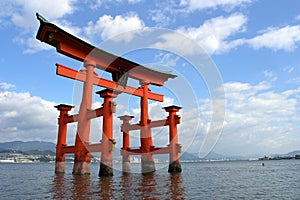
[[1, 160, 299, 199]]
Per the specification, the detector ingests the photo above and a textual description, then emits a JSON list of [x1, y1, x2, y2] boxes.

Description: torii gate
[[36, 13, 182, 176]]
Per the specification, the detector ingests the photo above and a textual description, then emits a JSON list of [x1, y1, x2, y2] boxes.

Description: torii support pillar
[[118, 115, 134, 173], [73, 60, 96, 175], [97, 89, 118, 177], [140, 83, 155, 174], [54, 104, 74, 174], [164, 106, 182, 173]]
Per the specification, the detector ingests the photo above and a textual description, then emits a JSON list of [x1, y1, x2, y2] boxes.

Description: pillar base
[[122, 161, 131, 173], [141, 157, 156, 174], [55, 161, 65, 174], [99, 163, 113, 177], [72, 161, 91, 175], [168, 161, 182, 173]]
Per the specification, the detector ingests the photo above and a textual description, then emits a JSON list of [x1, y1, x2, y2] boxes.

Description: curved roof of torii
[[35, 13, 177, 86]]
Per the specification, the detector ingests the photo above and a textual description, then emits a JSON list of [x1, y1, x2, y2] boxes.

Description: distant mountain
[[271, 150, 300, 157], [180, 151, 240, 161], [1, 141, 299, 161], [0, 141, 56, 152]]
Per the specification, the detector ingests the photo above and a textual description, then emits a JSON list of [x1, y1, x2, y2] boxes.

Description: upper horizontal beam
[[56, 63, 164, 102]]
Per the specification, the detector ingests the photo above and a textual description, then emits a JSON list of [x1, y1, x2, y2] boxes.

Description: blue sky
[[0, 0, 300, 156]]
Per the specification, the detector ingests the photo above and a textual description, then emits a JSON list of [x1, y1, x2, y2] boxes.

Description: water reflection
[[52, 171, 185, 199], [52, 174, 92, 199], [71, 175, 91, 199], [97, 177, 114, 199], [52, 174, 66, 199], [169, 174, 185, 200]]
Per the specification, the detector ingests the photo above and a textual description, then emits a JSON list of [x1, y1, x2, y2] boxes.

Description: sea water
[[0, 160, 299, 199]]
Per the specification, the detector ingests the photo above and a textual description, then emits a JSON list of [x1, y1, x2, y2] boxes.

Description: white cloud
[[247, 25, 300, 51], [128, 0, 143, 3], [0, 83, 58, 142], [150, 9, 172, 27], [84, 13, 145, 41], [1, 0, 76, 31], [174, 16, 300, 54], [180, 0, 252, 11], [0, 0, 78, 53], [283, 66, 294, 73], [296, 14, 300, 21], [263, 70, 278, 81], [13, 36, 52, 54], [0, 82, 15, 92], [212, 81, 300, 155], [177, 13, 247, 54], [288, 77, 300, 85], [154, 52, 180, 67], [89, 0, 103, 10]]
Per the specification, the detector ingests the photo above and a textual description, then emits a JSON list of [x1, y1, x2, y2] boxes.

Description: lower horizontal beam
[[63, 107, 104, 124], [62, 145, 75, 154], [121, 146, 176, 155], [86, 143, 103, 152], [61, 143, 104, 154]]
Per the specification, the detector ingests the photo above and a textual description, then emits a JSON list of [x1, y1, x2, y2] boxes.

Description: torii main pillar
[[140, 82, 155, 173], [73, 60, 95, 175]]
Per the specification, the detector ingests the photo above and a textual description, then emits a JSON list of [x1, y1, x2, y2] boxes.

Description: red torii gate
[[36, 13, 182, 176]]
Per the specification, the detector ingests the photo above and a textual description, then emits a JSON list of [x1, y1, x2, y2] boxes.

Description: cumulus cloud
[[177, 13, 247, 54], [247, 25, 300, 51], [0, 0, 78, 54], [0, 83, 58, 142], [1, 0, 76, 31], [180, 0, 252, 12], [169, 15, 300, 54], [89, 0, 143, 10], [0, 82, 15, 92], [213, 81, 300, 155], [84, 13, 145, 41], [13, 36, 52, 54]]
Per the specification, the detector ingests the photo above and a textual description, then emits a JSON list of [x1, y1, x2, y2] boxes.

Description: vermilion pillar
[[54, 104, 74, 173], [97, 89, 118, 177], [73, 60, 96, 175], [164, 106, 182, 173], [140, 82, 155, 173], [118, 115, 134, 173]]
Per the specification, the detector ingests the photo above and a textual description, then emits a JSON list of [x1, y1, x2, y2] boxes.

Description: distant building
[[295, 155, 300, 159]]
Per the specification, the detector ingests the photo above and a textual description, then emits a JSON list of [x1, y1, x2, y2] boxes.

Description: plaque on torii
[[36, 13, 182, 176]]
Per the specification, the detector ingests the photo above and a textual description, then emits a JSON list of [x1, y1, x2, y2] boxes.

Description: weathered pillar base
[[99, 163, 113, 177], [168, 160, 182, 173], [141, 157, 156, 174], [72, 162, 91, 175], [55, 161, 65, 174], [122, 161, 131, 173]]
